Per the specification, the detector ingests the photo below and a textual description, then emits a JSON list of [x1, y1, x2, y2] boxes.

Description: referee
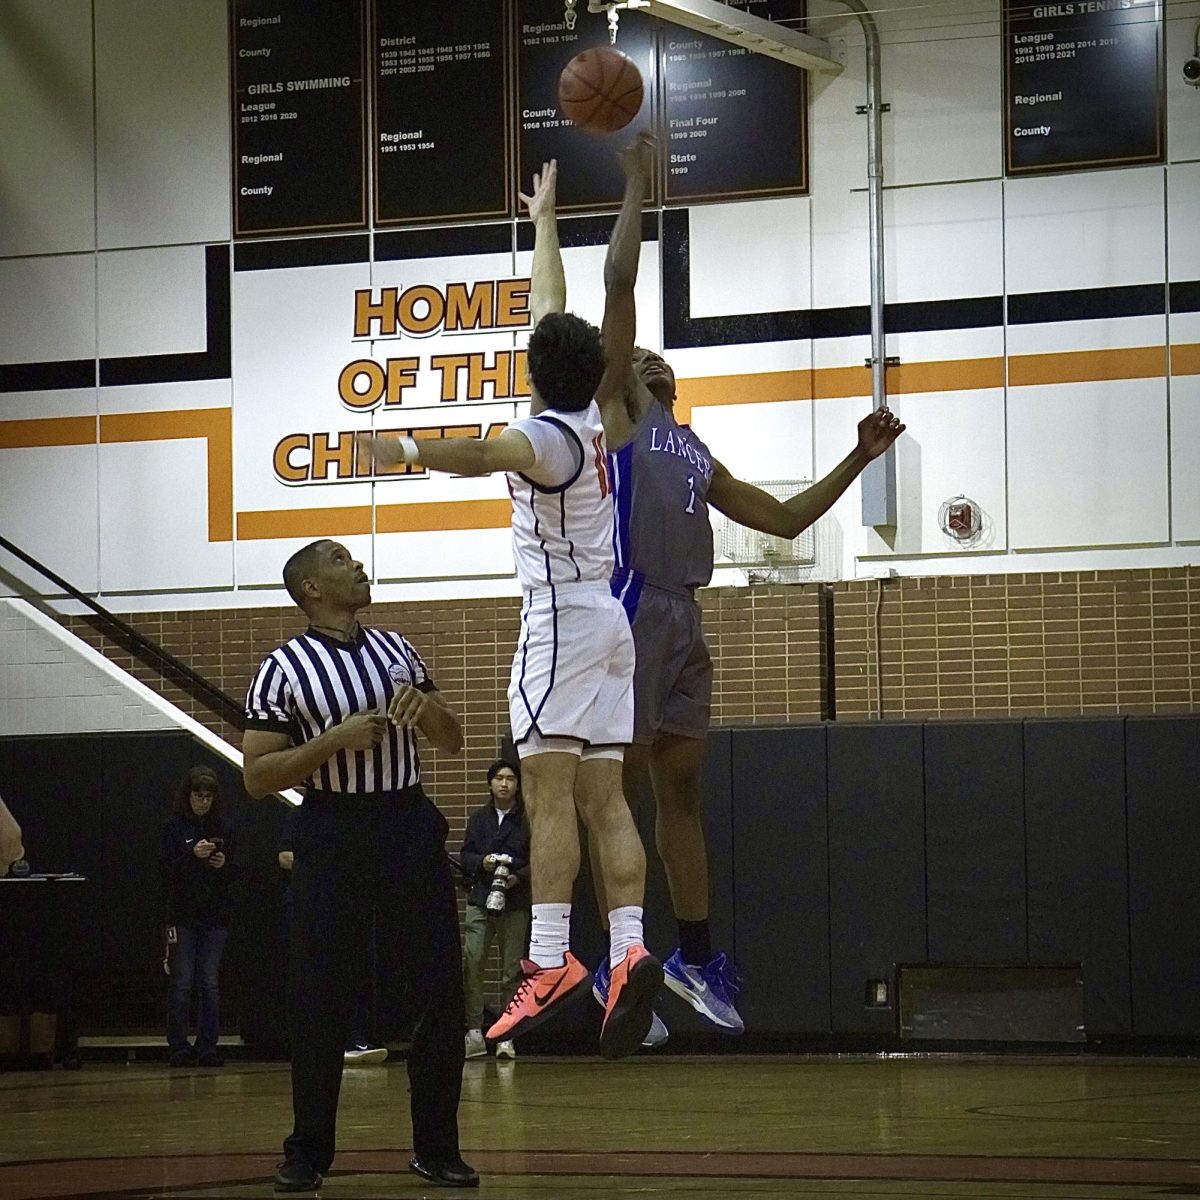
[[243, 539, 478, 1192]]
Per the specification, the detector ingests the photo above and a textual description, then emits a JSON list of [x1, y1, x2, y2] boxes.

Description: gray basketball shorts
[[621, 580, 713, 745]]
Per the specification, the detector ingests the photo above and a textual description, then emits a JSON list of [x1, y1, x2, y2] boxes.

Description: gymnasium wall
[[43, 564, 1195, 887], [1, 0, 1198, 613], [6, 714, 1199, 1041]]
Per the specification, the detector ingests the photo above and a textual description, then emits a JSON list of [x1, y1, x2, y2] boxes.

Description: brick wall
[[58, 565, 1199, 1015], [61, 564, 1200, 822], [832, 568, 1200, 720]]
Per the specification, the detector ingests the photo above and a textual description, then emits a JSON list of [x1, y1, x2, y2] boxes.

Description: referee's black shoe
[[273, 1159, 322, 1193], [409, 1155, 480, 1187]]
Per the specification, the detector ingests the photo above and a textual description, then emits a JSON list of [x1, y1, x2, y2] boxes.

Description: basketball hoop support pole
[[834, 0, 897, 529]]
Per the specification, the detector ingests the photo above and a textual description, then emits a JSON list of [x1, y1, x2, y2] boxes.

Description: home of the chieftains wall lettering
[[271, 277, 533, 485]]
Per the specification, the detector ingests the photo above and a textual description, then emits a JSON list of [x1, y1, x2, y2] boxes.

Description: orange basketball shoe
[[599, 945, 663, 1060], [486, 952, 592, 1043]]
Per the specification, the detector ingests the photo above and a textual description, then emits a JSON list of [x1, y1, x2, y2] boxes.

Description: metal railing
[[0, 534, 244, 728]]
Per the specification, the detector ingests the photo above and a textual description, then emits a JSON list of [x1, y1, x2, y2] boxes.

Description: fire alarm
[[939, 495, 983, 544], [947, 502, 974, 535]]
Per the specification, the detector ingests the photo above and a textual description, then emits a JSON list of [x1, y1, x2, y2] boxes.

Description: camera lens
[[1185, 57, 1200, 83]]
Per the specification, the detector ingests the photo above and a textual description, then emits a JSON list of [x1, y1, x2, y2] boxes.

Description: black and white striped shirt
[[244, 626, 434, 794]]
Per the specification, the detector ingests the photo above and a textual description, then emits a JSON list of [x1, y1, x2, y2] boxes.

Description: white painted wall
[[0, 0, 1198, 611]]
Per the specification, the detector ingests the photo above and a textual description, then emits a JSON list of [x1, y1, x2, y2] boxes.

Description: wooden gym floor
[[3, 1054, 1200, 1198]]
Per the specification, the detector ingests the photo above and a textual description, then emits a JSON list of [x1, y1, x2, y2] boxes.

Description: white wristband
[[398, 436, 420, 464]]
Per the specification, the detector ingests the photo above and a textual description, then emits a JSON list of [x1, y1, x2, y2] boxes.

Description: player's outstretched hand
[[618, 131, 654, 182], [388, 684, 428, 729], [356, 431, 409, 470], [338, 711, 388, 751], [519, 159, 558, 223], [857, 407, 905, 461]]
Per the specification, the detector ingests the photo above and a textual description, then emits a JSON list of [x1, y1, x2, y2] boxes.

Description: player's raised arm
[[597, 133, 655, 444], [519, 159, 566, 326], [357, 426, 537, 479], [708, 408, 906, 538]]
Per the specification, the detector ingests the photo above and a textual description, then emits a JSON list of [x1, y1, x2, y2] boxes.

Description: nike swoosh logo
[[688, 977, 708, 996], [533, 972, 571, 1008]]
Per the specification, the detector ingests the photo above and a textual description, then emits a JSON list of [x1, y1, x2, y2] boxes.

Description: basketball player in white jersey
[[532, 136, 905, 1040], [358, 154, 661, 1060]]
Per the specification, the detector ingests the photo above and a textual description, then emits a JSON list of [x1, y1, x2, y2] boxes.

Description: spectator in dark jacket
[[160, 765, 235, 1068], [460, 760, 530, 1060], [0, 794, 23, 873]]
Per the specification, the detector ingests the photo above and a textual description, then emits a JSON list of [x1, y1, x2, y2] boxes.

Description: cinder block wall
[[59, 565, 1200, 839]]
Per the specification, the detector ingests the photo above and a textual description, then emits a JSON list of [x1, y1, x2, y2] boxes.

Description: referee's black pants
[[283, 786, 465, 1173]]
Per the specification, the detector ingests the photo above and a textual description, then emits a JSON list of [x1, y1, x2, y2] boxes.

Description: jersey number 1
[[685, 474, 697, 514]]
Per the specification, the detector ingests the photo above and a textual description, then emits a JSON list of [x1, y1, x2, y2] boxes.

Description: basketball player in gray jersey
[[539, 137, 905, 1035]]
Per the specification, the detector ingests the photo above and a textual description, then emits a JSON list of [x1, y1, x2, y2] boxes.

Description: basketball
[[558, 46, 644, 135]]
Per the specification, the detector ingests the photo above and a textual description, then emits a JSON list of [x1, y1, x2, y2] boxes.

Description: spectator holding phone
[[160, 765, 236, 1067], [0, 794, 23, 874]]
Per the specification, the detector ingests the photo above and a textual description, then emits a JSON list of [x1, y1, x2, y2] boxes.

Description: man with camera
[[459, 761, 530, 1060]]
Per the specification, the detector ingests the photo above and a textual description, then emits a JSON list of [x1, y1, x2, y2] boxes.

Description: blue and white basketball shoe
[[593, 955, 669, 1049], [663, 949, 744, 1033]]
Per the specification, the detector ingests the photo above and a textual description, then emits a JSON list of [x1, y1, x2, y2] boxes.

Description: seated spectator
[[460, 761, 530, 1060], [0, 795, 23, 874], [160, 766, 235, 1068]]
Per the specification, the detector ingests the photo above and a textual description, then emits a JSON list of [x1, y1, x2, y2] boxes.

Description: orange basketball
[[558, 46, 644, 135]]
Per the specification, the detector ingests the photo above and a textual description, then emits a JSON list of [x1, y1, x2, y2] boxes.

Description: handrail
[[0, 533, 244, 728]]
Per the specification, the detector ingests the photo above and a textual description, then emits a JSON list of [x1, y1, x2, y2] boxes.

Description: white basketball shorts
[[508, 581, 635, 752]]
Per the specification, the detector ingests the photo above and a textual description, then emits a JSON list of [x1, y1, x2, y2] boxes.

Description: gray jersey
[[609, 400, 716, 607]]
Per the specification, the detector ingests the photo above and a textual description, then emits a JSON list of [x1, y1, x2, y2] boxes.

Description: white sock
[[608, 905, 644, 967], [529, 903, 572, 969]]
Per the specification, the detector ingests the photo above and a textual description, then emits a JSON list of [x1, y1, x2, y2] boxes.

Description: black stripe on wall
[[376, 223, 513, 262], [101, 245, 231, 386], [234, 235, 370, 272], [3, 214, 1198, 394], [662, 210, 1011, 348], [1007, 283, 1166, 326], [1, 245, 232, 395], [1171, 280, 1200, 314], [0, 359, 94, 393], [663, 208, 1196, 350], [515, 211, 658, 252], [807, 296, 1007, 341]]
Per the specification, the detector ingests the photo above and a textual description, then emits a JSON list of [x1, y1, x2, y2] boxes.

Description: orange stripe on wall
[[6, 342, 1198, 546], [237, 506, 374, 541], [376, 498, 512, 534], [675, 346, 1188, 420], [675, 357, 1008, 419], [676, 370, 814, 413], [206, 414, 234, 542], [1172, 343, 1200, 376], [889, 357, 1006, 394], [0, 415, 96, 448], [1009, 345, 1168, 387], [811, 365, 872, 400], [99, 409, 233, 542], [99, 408, 227, 444], [236, 499, 513, 541]]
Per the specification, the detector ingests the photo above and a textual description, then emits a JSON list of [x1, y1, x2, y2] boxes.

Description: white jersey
[[507, 401, 614, 589]]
